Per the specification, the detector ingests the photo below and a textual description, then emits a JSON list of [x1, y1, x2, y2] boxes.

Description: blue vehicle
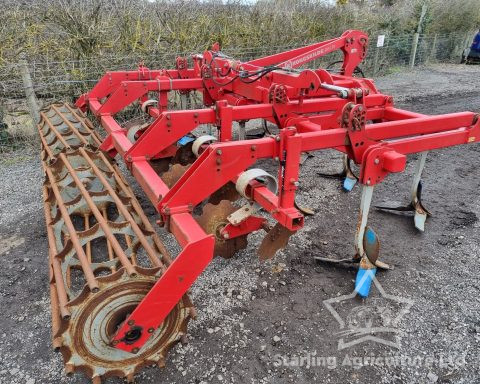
[[462, 30, 480, 64]]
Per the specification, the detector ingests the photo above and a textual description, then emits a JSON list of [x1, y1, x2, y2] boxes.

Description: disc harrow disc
[[172, 141, 197, 166], [208, 182, 240, 205], [161, 163, 191, 188], [197, 200, 248, 259], [196, 200, 248, 258]]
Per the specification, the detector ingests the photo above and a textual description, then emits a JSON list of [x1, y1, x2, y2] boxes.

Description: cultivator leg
[[39, 104, 193, 382], [353, 186, 393, 297], [376, 151, 431, 231]]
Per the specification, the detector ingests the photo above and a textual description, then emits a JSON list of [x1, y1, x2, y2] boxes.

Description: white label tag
[[377, 35, 385, 48]]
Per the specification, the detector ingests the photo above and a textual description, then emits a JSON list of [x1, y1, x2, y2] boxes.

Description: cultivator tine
[[314, 186, 390, 279], [353, 186, 392, 297], [375, 152, 431, 231], [354, 186, 377, 297], [317, 155, 358, 191], [38, 103, 193, 383], [258, 223, 296, 261]]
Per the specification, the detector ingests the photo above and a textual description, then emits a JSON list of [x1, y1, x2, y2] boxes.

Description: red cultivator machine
[[38, 30, 479, 382]]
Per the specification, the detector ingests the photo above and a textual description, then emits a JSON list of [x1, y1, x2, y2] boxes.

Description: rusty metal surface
[[172, 141, 197, 165], [258, 222, 295, 261], [196, 200, 248, 258], [161, 163, 191, 188], [38, 103, 102, 157], [208, 182, 240, 205], [38, 103, 193, 383]]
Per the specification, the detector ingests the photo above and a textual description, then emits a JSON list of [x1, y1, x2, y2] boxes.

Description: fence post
[[409, 33, 420, 68], [463, 32, 472, 52], [19, 51, 41, 134], [373, 47, 380, 76], [410, 4, 428, 68], [428, 34, 438, 63]]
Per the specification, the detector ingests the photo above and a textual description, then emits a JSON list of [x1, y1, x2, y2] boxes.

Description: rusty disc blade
[[258, 223, 295, 261], [172, 142, 197, 166], [208, 182, 240, 205], [161, 164, 191, 188], [196, 200, 248, 259], [150, 158, 172, 174]]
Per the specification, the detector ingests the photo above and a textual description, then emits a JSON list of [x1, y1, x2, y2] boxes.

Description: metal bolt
[[223, 232, 229, 239], [367, 179, 371, 185], [251, 145, 256, 151], [112, 339, 119, 346], [216, 149, 222, 155], [148, 327, 155, 333], [193, 112, 199, 118], [274, 157, 279, 161], [127, 320, 135, 326], [374, 158, 380, 165], [216, 158, 222, 165], [294, 181, 300, 187], [275, 136, 280, 142], [132, 347, 139, 354]]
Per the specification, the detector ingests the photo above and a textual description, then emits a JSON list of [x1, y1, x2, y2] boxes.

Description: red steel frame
[[76, 30, 480, 352]]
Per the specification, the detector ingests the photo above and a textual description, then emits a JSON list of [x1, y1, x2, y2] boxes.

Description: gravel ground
[[0, 63, 479, 384]]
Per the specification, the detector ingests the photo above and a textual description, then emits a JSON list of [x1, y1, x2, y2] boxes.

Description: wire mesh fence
[[0, 31, 474, 153]]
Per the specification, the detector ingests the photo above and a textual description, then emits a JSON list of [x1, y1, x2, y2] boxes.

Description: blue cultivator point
[[317, 155, 358, 192], [177, 135, 195, 146], [355, 265, 377, 298], [343, 176, 357, 192], [355, 226, 380, 298]]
